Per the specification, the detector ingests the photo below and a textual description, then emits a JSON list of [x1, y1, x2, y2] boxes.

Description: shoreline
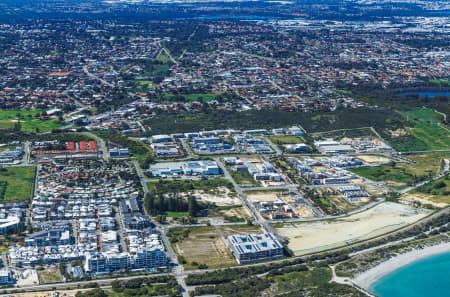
[[352, 241, 450, 290]]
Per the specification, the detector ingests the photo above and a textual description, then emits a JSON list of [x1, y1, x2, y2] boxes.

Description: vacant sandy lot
[[239, 156, 263, 163], [356, 155, 392, 164], [174, 227, 235, 269], [168, 187, 241, 206], [220, 206, 252, 220], [37, 267, 62, 284], [15, 269, 39, 287], [296, 206, 315, 218], [246, 191, 284, 202], [402, 193, 449, 208], [220, 225, 264, 237], [365, 185, 390, 198], [275, 202, 430, 255]]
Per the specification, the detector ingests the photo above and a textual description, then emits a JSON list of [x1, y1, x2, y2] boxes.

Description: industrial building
[[244, 160, 282, 182], [150, 161, 220, 178], [314, 140, 355, 154]]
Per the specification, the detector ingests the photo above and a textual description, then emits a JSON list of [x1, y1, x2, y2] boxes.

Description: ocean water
[[370, 251, 450, 297], [398, 91, 450, 97]]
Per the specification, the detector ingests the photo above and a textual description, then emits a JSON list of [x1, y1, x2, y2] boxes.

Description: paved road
[[158, 226, 189, 297], [83, 65, 115, 87], [23, 141, 30, 166], [264, 136, 282, 155], [180, 139, 195, 158], [137, 120, 146, 132], [158, 46, 179, 66], [133, 159, 188, 296], [330, 265, 377, 297], [214, 157, 284, 241], [133, 160, 149, 194], [398, 171, 449, 194]]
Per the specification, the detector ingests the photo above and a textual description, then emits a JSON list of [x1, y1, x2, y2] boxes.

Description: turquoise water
[[398, 91, 450, 97], [370, 251, 450, 297]]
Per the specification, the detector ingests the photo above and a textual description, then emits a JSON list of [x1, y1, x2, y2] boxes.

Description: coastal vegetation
[[75, 276, 182, 297], [190, 263, 365, 297]]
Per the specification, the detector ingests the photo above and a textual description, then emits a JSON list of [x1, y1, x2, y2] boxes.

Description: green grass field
[[0, 167, 35, 202], [166, 211, 189, 218], [229, 169, 259, 186], [269, 135, 305, 144], [157, 49, 172, 63], [351, 152, 448, 188], [429, 79, 450, 86], [163, 93, 220, 102], [0, 145, 17, 152], [136, 80, 153, 86], [0, 110, 62, 133], [391, 108, 450, 151]]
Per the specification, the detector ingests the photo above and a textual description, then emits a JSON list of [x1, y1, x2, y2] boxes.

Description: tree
[[75, 288, 107, 297], [157, 215, 166, 224], [188, 196, 198, 217], [59, 262, 65, 275], [27, 221, 33, 233]]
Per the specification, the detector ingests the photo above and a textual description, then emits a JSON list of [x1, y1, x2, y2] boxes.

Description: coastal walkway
[[330, 265, 378, 297]]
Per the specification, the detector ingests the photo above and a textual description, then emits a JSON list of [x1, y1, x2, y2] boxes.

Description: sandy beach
[[353, 242, 450, 290]]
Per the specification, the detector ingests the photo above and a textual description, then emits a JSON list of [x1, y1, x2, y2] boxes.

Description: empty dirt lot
[[274, 202, 430, 256], [173, 227, 236, 269], [219, 225, 264, 237]]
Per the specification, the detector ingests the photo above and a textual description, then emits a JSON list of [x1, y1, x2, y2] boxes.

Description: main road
[[132, 160, 189, 296]]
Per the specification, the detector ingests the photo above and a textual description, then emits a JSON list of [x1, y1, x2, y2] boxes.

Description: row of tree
[[144, 191, 198, 217]]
